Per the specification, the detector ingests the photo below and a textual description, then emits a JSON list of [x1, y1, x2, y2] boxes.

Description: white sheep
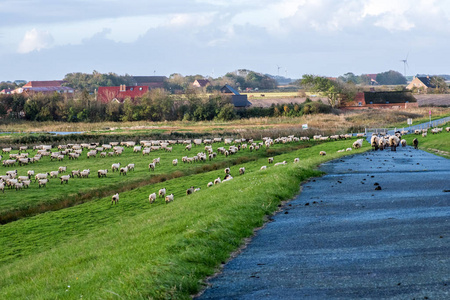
[[80, 170, 90, 178], [268, 157, 274, 164], [148, 162, 156, 171], [0, 182, 4, 193], [35, 173, 49, 182], [111, 163, 121, 172], [98, 169, 108, 178], [58, 166, 67, 173], [207, 181, 213, 187], [319, 151, 327, 156], [165, 194, 174, 203], [112, 193, 119, 204], [127, 163, 135, 171], [158, 188, 166, 198], [224, 167, 231, 174], [214, 177, 221, 185], [38, 178, 48, 188], [401, 139, 407, 147], [274, 161, 287, 166], [352, 139, 363, 149], [293, 158, 300, 163], [239, 167, 245, 175], [60, 175, 70, 184], [194, 188, 201, 192], [223, 175, 233, 182], [172, 159, 178, 166], [149, 192, 157, 204], [260, 165, 267, 170], [50, 170, 59, 178]]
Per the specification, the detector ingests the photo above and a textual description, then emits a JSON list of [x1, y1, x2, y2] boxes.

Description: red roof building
[[97, 85, 149, 103], [23, 80, 65, 88]]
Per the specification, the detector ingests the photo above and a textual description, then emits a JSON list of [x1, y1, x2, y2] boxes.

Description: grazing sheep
[[148, 162, 156, 171], [319, 151, 326, 156], [80, 170, 90, 178], [223, 175, 233, 182], [0, 182, 4, 193], [111, 193, 119, 204], [165, 194, 174, 203], [294, 158, 300, 163], [371, 135, 379, 151], [214, 177, 221, 185], [38, 178, 48, 188], [158, 188, 166, 198], [50, 170, 59, 178], [194, 188, 201, 192], [422, 132, 427, 137], [111, 163, 121, 172], [260, 165, 267, 170], [268, 157, 274, 164], [172, 159, 178, 166], [153, 157, 161, 165], [21, 180, 31, 188], [352, 139, 363, 149], [401, 139, 407, 147], [207, 181, 213, 187], [15, 182, 24, 190], [389, 135, 400, 151], [127, 163, 135, 171], [346, 148, 352, 151], [35, 173, 49, 182], [186, 186, 195, 195], [58, 166, 67, 173], [98, 169, 108, 178], [119, 166, 128, 176], [224, 167, 231, 174], [413, 138, 419, 149], [239, 167, 245, 175], [60, 175, 70, 184], [149, 192, 157, 204], [71, 170, 80, 178]]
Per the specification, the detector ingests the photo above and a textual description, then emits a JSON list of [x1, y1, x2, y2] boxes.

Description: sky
[[1, 0, 450, 82]]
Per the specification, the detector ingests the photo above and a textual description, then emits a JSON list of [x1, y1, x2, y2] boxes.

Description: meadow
[[0, 135, 369, 299], [403, 122, 450, 157]]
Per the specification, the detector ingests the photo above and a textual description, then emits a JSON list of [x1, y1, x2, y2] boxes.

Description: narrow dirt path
[[197, 146, 450, 299]]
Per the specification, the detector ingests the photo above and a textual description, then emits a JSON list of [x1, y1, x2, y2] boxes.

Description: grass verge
[[0, 139, 369, 299]]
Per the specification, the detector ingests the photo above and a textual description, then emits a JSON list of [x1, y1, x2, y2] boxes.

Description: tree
[[430, 76, 448, 93], [301, 75, 343, 108], [376, 70, 407, 85]]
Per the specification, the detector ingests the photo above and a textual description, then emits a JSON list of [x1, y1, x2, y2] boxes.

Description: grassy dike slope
[[403, 122, 450, 157], [0, 140, 369, 299]]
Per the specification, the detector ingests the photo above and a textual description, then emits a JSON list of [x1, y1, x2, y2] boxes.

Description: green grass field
[[403, 122, 450, 157], [0, 136, 370, 299]]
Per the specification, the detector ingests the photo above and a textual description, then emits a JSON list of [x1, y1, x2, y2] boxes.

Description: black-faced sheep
[[239, 167, 245, 175], [112, 193, 119, 204], [413, 138, 419, 149], [186, 186, 195, 195], [319, 151, 326, 156]]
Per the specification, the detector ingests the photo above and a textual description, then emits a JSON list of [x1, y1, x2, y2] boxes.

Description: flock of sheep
[[1, 125, 448, 200]]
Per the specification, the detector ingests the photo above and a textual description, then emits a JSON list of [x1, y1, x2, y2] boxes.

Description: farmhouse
[[341, 91, 418, 110], [16, 80, 74, 95], [220, 84, 252, 108], [193, 79, 210, 88], [406, 76, 436, 92], [97, 85, 149, 103]]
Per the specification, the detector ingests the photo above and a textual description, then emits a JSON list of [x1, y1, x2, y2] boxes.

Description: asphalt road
[[197, 146, 450, 299]]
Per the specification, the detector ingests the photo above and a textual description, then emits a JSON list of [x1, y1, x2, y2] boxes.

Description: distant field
[[403, 121, 450, 157]]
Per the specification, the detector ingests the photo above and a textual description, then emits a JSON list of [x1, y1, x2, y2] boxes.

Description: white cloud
[[17, 28, 54, 53]]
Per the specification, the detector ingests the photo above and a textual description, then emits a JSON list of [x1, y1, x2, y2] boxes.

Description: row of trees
[[0, 89, 331, 123]]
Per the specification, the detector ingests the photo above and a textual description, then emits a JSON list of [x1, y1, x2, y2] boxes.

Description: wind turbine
[[400, 53, 409, 77], [277, 65, 282, 76]]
